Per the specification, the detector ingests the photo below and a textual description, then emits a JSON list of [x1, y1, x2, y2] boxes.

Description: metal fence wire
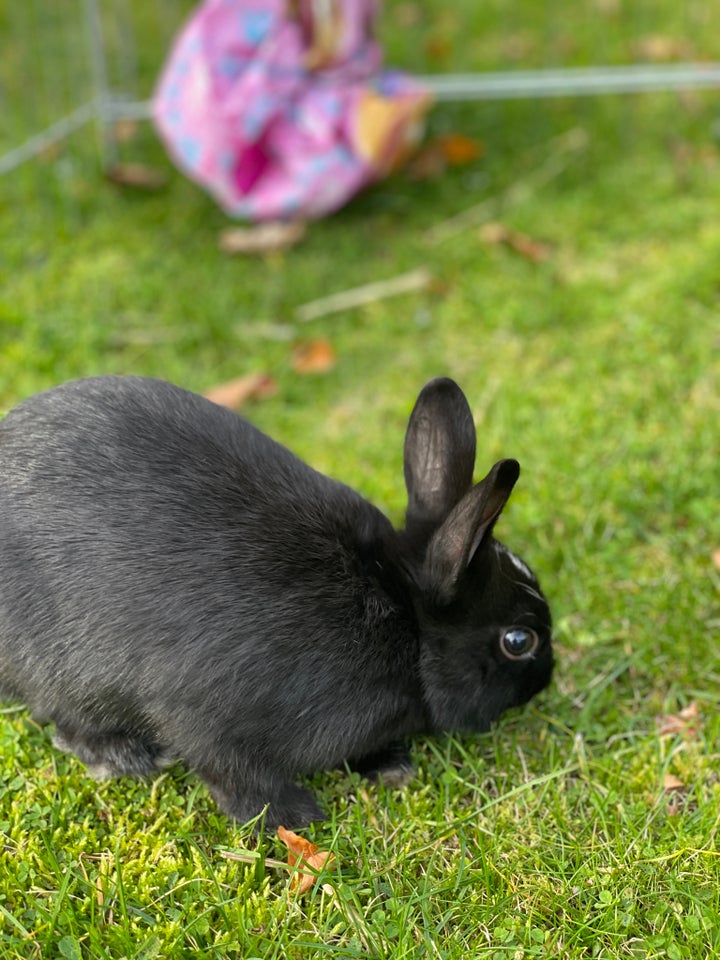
[[3, 0, 720, 178]]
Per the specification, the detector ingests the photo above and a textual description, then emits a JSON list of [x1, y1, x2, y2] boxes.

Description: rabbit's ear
[[404, 378, 476, 529], [425, 458, 520, 604]]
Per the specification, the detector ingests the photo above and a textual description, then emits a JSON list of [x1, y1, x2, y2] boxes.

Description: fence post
[[83, 0, 118, 170]]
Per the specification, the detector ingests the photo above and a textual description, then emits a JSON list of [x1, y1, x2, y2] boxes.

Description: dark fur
[[0, 376, 553, 827]]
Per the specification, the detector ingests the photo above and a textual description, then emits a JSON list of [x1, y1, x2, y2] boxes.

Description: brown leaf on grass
[[507, 233, 552, 263], [203, 372, 278, 410], [218, 221, 306, 255], [663, 773, 687, 792], [656, 701, 701, 738], [479, 221, 552, 263], [105, 163, 168, 191], [408, 134, 483, 181], [438, 133, 484, 166], [712, 549, 720, 572], [277, 826, 335, 895], [291, 339, 337, 374], [663, 773, 690, 816]]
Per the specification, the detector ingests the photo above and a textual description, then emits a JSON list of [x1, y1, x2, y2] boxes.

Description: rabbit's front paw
[[200, 764, 325, 831], [350, 742, 415, 788]]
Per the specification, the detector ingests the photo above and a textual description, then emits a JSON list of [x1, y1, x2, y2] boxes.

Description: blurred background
[[1, 0, 718, 538], [2, 5, 719, 956]]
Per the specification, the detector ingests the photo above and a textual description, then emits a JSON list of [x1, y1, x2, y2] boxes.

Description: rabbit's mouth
[[431, 651, 554, 734]]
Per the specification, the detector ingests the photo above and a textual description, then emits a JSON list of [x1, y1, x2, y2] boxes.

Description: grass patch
[[2, 1, 720, 958]]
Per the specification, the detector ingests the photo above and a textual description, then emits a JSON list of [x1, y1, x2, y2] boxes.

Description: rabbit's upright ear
[[424, 458, 520, 605], [404, 378, 476, 530]]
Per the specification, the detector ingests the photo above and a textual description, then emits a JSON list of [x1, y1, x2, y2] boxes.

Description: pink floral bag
[[153, 0, 430, 221]]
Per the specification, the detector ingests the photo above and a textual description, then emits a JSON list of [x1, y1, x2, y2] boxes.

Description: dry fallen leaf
[[218, 221, 306, 255], [656, 701, 701, 738], [712, 549, 720, 572], [438, 133, 484, 166], [105, 163, 168, 191], [507, 233, 552, 263], [291, 339, 336, 374], [663, 773, 690, 817], [479, 221, 552, 263], [663, 773, 687, 792], [203, 372, 278, 410], [277, 826, 335, 895], [407, 133, 483, 181]]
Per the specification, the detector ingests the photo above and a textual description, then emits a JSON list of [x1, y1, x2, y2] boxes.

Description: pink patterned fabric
[[153, 0, 430, 221]]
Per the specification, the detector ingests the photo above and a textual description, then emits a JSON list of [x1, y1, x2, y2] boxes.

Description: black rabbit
[[0, 375, 553, 827]]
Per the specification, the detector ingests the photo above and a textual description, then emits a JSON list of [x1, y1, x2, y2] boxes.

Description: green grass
[[2, 1, 720, 958]]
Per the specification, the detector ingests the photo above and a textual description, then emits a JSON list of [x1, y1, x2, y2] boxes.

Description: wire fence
[[3, 1, 719, 179]]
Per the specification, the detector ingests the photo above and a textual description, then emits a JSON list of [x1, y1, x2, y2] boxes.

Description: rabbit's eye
[[500, 627, 539, 661]]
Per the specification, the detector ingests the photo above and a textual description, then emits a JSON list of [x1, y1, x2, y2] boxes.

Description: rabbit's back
[[0, 378, 418, 770], [3, 375, 328, 508]]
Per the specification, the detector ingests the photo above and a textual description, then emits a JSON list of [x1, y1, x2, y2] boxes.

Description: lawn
[[1, 1, 719, 958]]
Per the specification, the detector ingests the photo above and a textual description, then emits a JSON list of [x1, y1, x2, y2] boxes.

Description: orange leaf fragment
[[291, 338, 336, 374], [507, 232, 551, 263], [203, 372, 278, 410], [277, 826, 335, 895], [656, 701, 700, 738], [678, 701, 700, 721], [407, 134, 483, 181], [437, 133, 484, 166], [712, 548, 720, 572], [479, 221, 551, 263]]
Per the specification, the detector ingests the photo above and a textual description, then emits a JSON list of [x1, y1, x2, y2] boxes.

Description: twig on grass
[[219, 221, 307, 255], [295, 267, 433, 322], [219, 849, 289, 872]]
